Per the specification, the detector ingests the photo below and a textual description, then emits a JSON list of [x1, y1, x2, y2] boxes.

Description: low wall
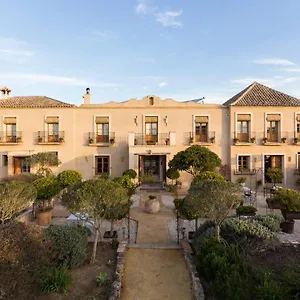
[[16, 208, 34, 223]]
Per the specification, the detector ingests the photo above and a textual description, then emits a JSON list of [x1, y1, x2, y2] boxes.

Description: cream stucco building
[[0, 82, 299, 189]]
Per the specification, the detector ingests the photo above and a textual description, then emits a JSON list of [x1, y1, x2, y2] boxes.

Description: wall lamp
[[134, 116, 138, 126], [164, 116, 168, 125]]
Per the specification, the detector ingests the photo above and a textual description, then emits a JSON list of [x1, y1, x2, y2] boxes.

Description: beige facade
[[0, 83, 300, 189]]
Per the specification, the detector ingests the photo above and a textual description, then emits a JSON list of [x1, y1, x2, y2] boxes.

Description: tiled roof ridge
[[230, 82, 257, 106]]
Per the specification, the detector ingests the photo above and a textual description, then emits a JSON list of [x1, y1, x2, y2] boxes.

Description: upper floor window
[[195, 116, 208, 142], [95, 116, 109, 143], [46, 116, 59, 142], [296, 114, 300, 137], [4, 117, 17, 142], [266, 114, 281, 142], [236, 114, 251, 142]]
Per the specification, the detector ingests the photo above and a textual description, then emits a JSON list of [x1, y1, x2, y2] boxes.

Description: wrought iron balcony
[[88, 132, 115, 145], [134, 133, 170, 146], [233, 132, 256, 145], [186, 131, 216, 145], [37, 131, 65, 144], [0, 132, 22, 144]]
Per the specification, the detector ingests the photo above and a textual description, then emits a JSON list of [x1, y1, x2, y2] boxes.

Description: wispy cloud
[[0, 73, 118, 88], [155, 10, 183, 28], [135, 1, 183, 27], [281, 68, 300, 73], [253, 58, 296, 66], [0, 37, 34, 63], [231, 76, 298, 87], [159, 81, 168, 87]]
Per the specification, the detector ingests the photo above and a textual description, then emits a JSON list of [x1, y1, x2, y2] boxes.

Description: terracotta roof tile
[[0, 96, 75, 108], [223, 82, 300, 106]]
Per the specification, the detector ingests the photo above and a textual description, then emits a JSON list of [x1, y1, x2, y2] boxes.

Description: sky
[[1, 0, 300, 105]]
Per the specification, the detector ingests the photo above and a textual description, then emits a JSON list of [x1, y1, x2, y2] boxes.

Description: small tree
[[166, 168, 180, 185], [191, 171, 224, 186], [182, 180, 242, 240], [122, 169, 137, 179], [57, 170, 82, 188], [168, 145, 221, 177], [25, 152, 61, 176], [266, 168, 283, 187], [0, 181, 37, 224], [61, 178, 128, 264]]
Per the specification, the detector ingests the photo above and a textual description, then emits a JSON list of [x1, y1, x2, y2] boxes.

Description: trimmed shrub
[[166, 168, 180, 181], [236, 205, 257, 215], [45, 225, 88, 269], [57, 170, 82, 188], [122, 169, 137, 179], [33, 176, 61, 201], [0, 222, 52, 300], [273, 188, 300, 212], [191, 171, 224, 186], [254, 214, 283, 232], [1, 173, 40, 183], [39, 266, 72, 294]]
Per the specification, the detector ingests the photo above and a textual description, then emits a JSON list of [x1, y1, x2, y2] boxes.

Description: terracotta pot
[[281, 210, 300, 220], [280, 220, 295, 234], [36, 209, 52, 226]]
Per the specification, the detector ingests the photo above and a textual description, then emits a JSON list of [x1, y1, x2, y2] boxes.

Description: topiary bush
[[191, 171, 224, 186], [57, 170, 82, 188], [33, 176, 61, 201], [122, 169, 137, 179], [166, 168, 180, 182], [272, 188, 300, 212], [45, 225, 88, 269]]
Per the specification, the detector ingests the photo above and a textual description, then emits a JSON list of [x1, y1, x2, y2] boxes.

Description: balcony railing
[[38, 131, 65, 144], [0, 132, 23, 144], [234, 169, 256, 175], [186, 132, 216, 144], [88, 132, 115, 145], [134, 133, 170, 145], [233, 132, 256, 144], [263, 131, 289, 144]]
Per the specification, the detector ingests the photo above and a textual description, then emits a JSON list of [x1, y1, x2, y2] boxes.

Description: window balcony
[[134, 133, 170, 146], [37, 131, 65, 144], [234, 169, 256, 175], [233, 132, 256, 145], [262, 131, 289, 145], [0, 132, 23, 145], [187, 131, 216, 145], [88, 132, 115, 146]]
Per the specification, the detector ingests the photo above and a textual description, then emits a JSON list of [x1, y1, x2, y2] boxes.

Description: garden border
[[108, 241, 127, 300], [181, 239, 205, 300]]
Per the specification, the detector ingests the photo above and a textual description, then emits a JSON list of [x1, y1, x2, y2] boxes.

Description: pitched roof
[[0, 96, 75, 108], [223, 82, 300, 106]]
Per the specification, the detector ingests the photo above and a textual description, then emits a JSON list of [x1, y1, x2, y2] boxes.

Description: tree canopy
[[168, 145, 221, 177], [266, 168, 283, 186], [61, 178, 128, 264], [191, 171, 224, 186]]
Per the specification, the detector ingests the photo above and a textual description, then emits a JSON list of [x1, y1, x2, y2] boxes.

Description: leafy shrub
[[281, 266, 300, 298], [122, 169, 137, 179], [266, 168, 283, 185], [0, 222, 52, 300], [57, 170, 82, 188], [45, 225, 88, 269], [166, 168, 180, 181], [236, 177, 246, 184], [256, 270, 287, 300], [273, 188, 300, 212], [39, 266, 72, 294], [193, 220, 215, 241], [33, 176, 61, 201], [95, 272, 110, 286], [191, 171, 224, 186], [193, 227, 217, 250], [1, 173, 40, 183], [254, 215, 283, 232], [236, 205, 257, 215]]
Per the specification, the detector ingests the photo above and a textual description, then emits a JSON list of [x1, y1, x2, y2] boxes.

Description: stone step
[[127, 243, 181, 249]]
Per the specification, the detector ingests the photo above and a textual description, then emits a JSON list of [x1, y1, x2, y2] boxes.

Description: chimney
[[1, 86, 11, 99], [83, 87, 91, 105]]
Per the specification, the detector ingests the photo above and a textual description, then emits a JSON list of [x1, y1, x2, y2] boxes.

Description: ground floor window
[[13, 157, 30, 175], [95, 156, 110, 175], [238, 155, 250, 171], [2, 155, 8, 167]]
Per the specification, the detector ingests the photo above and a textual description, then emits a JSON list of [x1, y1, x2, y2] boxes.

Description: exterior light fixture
[[164, 116, 168, 125], [134, 116, 138, 126]]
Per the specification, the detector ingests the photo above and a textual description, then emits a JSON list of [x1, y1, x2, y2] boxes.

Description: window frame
[[236, 154, 252, 172], [94, 155, 111, 176]]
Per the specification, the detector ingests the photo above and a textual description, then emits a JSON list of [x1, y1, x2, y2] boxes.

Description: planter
[[103, 230, 118, 238], [144, 197, 160, 214], [280, 220, 295, 234], [266, 198, 281, 209], [165, 139, 170, 145], [36, 209, 52, 226], [281, 210, 300, 220]]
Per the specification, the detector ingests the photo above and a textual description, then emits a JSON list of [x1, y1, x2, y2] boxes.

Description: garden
[[0, 152, 138, 300]]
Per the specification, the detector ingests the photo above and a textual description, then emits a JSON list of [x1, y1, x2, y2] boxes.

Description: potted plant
[[294, 137, 299, 145], [38, 136, 43, 143], [109, 138, 115, 144], [189, 136, 194, 144], [250, 137, 256, 143], [281, 137, 287, 143], [16, 137, 22, 143], [236, 177, 247, 186], [165, 138, 170, 145], [262, 137, 268, 144], [236, 205, 257, 217], [134, 138, 138, 145], [33, 176, 61, 226], [233, 137, 239, 144], [272, 188, 300, 234], [266, 168, 283, 188], [89, 137, 94, 144], [210, 136, 215, 143], [59, 137, 64, 143]]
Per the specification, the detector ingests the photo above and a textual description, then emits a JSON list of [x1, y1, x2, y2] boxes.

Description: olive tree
[[0, 181, 37, 224], [168, 145, 221, 177], [181, 180, 242, 239], [266, 168, 283, 187], [25, 152, 61, 176], [61, 178, 128, 264]]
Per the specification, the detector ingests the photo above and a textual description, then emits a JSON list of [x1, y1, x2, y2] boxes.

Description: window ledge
[[263, 142, 282, 146], [233, 142, 255, 146], [89, 142, 114, 147], [190, 142, 214, 146], [0, 142, 22, 145], [38, 142, 64, 145]]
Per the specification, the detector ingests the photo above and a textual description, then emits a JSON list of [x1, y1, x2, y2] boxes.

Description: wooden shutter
[[145, 116, 158, 123], [195, 116, 208, 122], [266, 114, 281, 121], [237, 114, 251, 121], [4, 117, 16, 124], [45, 116, 59, 123], [95, 116, 109, 124]]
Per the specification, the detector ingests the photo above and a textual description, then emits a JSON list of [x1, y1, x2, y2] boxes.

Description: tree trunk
[[216, 224, 220, 241], [90, 228, 100, 264], [110, 220, 114, 237], [195, 218, 198, 231]]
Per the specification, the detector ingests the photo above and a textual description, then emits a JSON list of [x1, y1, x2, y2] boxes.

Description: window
[[46, 116, 59, 142], [238, 156, 250, 171], [21, 158, 30, 173], [194, 116, 209, 142], [4, 117, 17, 142], [267, 121, 279, 142], [95, 116, 109, 143], [95, 156, 110, 175], [2, 155, 8, 167], [145, 116, 158, 143]]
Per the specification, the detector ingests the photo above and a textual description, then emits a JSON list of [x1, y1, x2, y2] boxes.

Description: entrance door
[[13, 157, 30, 175], [144, 155, 159, 179], [264, 155, 282, 183]]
